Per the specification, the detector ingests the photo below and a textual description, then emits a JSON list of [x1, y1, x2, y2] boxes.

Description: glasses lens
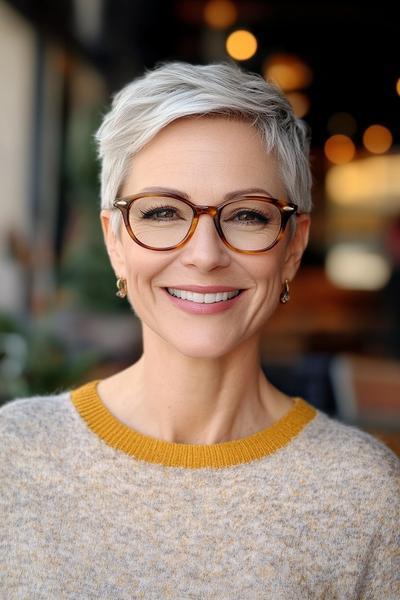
[[129, 196, 193, 248], [220, 199, 282, 251], [127, 196, 283, 251]]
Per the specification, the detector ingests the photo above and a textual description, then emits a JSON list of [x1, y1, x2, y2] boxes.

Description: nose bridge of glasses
[[195, 205, 219, 218], [188, 205, 224, 246], [190, 206, 220, 234]]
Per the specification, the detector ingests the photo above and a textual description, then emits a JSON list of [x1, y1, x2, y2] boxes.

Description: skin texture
[[99, 116, 311, 444]]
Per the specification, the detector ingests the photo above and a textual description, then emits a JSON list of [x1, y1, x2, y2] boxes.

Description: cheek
[[124, 249, 170, 297], [126, 258, 153, 289], [249, 246, 286, 282], [123, 256, 159, 318], [248, 249, 287, 316], [252, 262, 280, 281]]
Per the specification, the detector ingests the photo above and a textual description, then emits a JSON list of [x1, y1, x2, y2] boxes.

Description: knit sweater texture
[[1, 379, 399, 599]]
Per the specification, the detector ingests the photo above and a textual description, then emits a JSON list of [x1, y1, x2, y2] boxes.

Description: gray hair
[[95, 60, 313, 238]]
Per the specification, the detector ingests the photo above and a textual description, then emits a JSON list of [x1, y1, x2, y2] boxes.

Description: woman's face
[[101, 116, 310, 358]]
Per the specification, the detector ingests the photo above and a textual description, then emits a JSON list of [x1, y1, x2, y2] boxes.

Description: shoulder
[[312, 409, 399, 468], [0, 390, 72, 421], [0, 390, 73, 450], [305, 409, 400, 508]]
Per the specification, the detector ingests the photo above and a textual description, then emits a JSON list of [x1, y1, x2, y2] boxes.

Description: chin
[[165, 331, 240, 360], [142, 318, 254, 359]]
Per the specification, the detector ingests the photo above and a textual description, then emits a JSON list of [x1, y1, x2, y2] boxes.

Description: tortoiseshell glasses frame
[[113, 192, 299, 254]]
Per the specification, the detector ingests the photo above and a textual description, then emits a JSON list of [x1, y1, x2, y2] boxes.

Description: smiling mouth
[[165, 288, 243, 304]]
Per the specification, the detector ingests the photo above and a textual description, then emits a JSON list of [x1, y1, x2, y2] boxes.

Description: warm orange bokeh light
[[286, 92, 310, 118], [324, 135, 356, 165], [363, 125, 393, 154], [263, 54, 312, 91], [203, 0, 237, 29], [226, 30, 257, 61], [326, 155, 400, 208], [396, 78, 400, 96]]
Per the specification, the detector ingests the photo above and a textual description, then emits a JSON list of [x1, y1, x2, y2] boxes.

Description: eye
[[139, 206, 184, 220], [231, 209, 270, 223]]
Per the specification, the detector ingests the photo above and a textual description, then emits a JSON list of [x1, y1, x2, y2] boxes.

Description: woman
[[1, 61, 399, 598]]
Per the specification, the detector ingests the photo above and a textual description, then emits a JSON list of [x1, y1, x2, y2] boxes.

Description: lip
[[162, 287, 245, 315], [164, 285, 242, 293]]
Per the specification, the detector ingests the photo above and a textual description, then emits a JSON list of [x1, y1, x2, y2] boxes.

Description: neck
[[100, 324, 293, 444]]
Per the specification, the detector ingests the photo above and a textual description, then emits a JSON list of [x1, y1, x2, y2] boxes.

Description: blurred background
[[0, 0, 399, 453]]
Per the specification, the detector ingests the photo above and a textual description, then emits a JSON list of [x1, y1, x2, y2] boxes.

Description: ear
[[100, 210, 127, 278], [282, 214, 311, 282]]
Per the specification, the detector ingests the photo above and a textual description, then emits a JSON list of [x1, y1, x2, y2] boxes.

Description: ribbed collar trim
[[70, 379, 317, 469]]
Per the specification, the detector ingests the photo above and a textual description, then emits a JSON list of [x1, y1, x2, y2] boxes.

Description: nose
[[179, 214, 231, 271]]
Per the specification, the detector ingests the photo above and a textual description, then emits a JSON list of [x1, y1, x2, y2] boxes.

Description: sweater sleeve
[[358, 446, 400, 599]]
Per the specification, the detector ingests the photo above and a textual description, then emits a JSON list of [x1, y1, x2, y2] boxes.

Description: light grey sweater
[[1, 378, 399, 599]]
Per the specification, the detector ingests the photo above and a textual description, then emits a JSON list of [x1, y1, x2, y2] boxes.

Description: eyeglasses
[[113, 192, 298, 254]]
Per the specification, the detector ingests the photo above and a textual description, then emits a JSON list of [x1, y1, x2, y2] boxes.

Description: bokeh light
[[226, 30, 257, 60], [396, 78, 400, 95], [286, 92, 310, 117], [363, 124, 393, 154], [263, 54, 312, 91], [324, 134, 356, 165], [203, 0, 237, 29], [326, 155, 400, 210], [326, 244, 391, 290]]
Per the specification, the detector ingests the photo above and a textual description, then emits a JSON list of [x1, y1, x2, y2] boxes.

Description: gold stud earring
[[116, 277, 127, 298], [280, 279, 290, 304]]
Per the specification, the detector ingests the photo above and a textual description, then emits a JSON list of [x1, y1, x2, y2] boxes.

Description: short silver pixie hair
[[95, 60, 312, 238]]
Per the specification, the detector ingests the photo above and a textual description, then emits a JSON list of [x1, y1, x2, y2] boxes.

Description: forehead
[[122, 116, 284, 198], [141, 116, 266, 154]]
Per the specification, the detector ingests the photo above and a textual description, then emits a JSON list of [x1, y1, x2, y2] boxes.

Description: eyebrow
[[136, 186, 276, 202]]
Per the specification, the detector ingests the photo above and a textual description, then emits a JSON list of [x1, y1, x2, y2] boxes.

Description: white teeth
[[167, 288, 241, 303]]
